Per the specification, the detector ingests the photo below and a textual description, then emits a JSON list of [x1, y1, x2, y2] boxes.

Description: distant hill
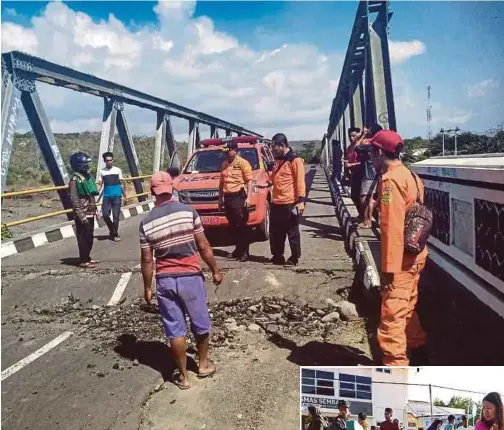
[[5, 132, 322, 189]]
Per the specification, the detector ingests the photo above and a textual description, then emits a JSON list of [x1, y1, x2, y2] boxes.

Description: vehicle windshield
[[184, 148, 260, 173]]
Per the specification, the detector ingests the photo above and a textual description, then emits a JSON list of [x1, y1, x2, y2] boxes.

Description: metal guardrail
[[1, 175, 151, 198], [1, 175, 152, 228]]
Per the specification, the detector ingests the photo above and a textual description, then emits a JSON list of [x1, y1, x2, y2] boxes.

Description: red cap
[[151, 171, 173, 196], [369, 130, 403, 153]]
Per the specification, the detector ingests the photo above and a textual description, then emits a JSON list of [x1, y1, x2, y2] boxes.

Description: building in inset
[[300, 368, 410, 428]]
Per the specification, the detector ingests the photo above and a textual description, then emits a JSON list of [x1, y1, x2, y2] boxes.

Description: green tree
[[434, 398, 446, 407]]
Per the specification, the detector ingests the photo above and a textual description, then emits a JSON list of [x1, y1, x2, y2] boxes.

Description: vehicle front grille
[[196, 209, 225, 216], [178, 189, 220, 204]]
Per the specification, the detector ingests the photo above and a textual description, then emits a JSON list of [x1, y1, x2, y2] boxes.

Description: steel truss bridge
[[319, 0, 395, 170], [1, 49, 263, 215]]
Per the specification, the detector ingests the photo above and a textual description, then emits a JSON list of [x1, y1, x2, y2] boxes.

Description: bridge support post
[[210, 125, 218, 139], [165, 115, 176, 162], [116, 106, 145, 202], [368, 5, 396, 131], [188, 120, 199, 158], [153, 111, 166, 173], [1, 58, 22, 194], [350, 76, 364, 130], [343, 105, 351, 152], [195, 123, 201, 149], [22, 88, 73, 215], [96, 98, 117, 181]]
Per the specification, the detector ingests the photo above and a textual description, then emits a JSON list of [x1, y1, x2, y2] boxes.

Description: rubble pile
[[15, 294, 359, 349]]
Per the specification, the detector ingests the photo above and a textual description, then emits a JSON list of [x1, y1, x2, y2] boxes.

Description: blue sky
[[1, 1, 503, 139]]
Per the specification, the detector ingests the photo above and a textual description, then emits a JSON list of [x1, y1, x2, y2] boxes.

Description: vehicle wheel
[[256, 200, 270, 242]]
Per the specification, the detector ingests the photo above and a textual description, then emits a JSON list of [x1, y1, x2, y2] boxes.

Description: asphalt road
[[2, 166, 365, 430]]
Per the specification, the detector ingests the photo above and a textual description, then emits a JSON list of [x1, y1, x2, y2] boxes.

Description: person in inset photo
[[475, 392, 503, 430], [307, 404, 329, 430]]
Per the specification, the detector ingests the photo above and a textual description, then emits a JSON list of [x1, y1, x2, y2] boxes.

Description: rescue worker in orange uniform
[[369, 129, 428, 366], [269, 133, 306, 267], [218, 141, 254, 262]]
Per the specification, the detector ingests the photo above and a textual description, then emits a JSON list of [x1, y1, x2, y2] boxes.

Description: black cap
[[338, 400, 350, 408], [223, 141, 238, 151]]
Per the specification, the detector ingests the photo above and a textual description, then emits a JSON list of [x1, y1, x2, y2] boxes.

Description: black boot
[[268, 255, 285, 265], [238, 251, 250, 262]]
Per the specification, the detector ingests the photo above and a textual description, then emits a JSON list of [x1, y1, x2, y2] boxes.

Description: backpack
[[404, 171, 433, 254]]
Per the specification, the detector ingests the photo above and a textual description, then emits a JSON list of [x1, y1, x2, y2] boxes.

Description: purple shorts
[[156, 275, 211, 339]]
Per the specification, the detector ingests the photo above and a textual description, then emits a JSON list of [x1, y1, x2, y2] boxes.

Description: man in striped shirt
[[139, 171, 223, 390]]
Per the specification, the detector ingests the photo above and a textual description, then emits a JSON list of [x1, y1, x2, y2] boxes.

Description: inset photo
[[300, 367, 504, 430]]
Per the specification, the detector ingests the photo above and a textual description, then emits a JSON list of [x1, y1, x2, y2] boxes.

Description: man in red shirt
[[344, 127, 362, 213], [380, 408, 399, 430]]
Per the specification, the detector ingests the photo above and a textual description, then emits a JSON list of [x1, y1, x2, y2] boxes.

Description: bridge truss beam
[[321, 0, 396, 171], [1, 51, 263, 209]]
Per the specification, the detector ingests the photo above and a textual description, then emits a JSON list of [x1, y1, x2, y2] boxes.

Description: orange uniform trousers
[[377, 258, 427, 366]]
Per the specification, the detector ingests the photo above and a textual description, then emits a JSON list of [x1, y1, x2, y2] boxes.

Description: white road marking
[[1, 331, 73, 381], [107, 272, 132, 306]]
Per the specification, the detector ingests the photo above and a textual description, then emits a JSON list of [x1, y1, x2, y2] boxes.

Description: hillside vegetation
[[6, 128, 502, 190], [5, 132, 320, 190]]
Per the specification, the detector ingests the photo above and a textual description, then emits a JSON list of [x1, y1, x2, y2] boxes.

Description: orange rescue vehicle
[[171, 136, 275, 242]]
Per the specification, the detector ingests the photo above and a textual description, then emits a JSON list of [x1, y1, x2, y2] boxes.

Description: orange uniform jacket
[[220, 155, 253, 194], [271, 153, 306, 205], [378, 160, 428, 273]]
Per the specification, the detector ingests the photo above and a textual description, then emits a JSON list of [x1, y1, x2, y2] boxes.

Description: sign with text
[[301, 396, 339, 409]]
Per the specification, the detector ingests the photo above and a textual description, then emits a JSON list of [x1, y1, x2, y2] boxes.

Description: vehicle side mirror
[[167, 167, 180, 177], [265, 161, 275, 172]]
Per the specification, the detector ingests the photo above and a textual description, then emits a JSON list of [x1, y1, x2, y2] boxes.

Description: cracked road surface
[[1, 166, 371, 430]]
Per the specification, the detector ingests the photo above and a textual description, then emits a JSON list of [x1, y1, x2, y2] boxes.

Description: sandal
[[197, 362, 217, 379], [172, 369, 191, 390], [89, 259, 100, 264], [78, 262, 95, 269]]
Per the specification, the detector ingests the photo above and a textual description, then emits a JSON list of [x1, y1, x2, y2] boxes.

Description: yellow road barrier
[[1, 201, 107, 228], [1, 174, 153, 228], [2, 175, 149, 198]]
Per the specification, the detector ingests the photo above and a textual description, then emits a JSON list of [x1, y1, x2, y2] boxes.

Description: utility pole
[[440, 128, 446, 156], [454, 126, 460, 156], [429, 384, 434, 423], [444, 127, 460, 156]]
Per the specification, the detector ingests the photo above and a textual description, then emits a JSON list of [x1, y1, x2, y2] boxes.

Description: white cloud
[[389, 40, 426, 65], [1, 1, 433, 140], [1, 22, 38, 54], [467, 78, 500, 98]]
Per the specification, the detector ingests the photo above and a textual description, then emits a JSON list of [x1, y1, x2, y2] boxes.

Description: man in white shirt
[[458, 415, 473, 430], [98, 152, 126, 242]]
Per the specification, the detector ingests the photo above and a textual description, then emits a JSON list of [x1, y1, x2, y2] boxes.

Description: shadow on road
[[300, 217, 342, 241], [95, 234, 113, 242], [212, 248, 271, 263], [303, 198, 335, 207], [114, 333, 199, 382], [266, 332, 376, 366], [60, 257, 82, 266]]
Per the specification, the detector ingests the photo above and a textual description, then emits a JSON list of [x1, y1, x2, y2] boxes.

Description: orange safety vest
[[378, 160, 428, 273], [271, 152, 306, 205]]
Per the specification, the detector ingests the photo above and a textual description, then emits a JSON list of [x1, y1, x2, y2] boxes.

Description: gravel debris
[[5, 295, 360, 360]]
